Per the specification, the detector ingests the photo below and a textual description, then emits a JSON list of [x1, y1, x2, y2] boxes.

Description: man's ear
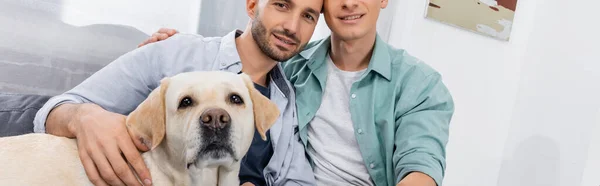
[[240, 73, 280, 141], [126, 77, 170, 151], [246, 0, 259, 19], [381, 0, 389, 9]]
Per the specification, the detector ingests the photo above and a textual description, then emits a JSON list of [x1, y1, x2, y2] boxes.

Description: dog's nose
[[200, 108, 231, 129]]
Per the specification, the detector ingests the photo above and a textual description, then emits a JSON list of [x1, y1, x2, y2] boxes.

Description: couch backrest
[[0, 1, 149, 96]]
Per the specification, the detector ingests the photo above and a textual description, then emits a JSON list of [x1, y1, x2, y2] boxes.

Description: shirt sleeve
[[33, 41, 168, 133], [393, 73, 454, 186]]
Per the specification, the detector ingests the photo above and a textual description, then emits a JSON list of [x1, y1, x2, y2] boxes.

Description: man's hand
[[138, 28, 179, 47], [241, 182, 255, 186], [48, 103, 152, 186], [396, 172, 437, 186]]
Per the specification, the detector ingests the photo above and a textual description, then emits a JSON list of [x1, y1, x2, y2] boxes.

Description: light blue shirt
[[33, 30, 316, 186]]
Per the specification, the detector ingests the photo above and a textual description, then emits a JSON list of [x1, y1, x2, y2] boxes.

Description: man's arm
[[39, 27, 179, 135], [43, 103, 80, 137], [397, 172, 437, 186], [33, 38, 175, 186], [34, 43, 166, 134], [393, 73, 454, 186]]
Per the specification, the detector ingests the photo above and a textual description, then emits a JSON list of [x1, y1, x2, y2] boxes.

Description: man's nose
[[282, 16, 300, 36], [342, 0, 359, 10], [199, 108, 231, 130]]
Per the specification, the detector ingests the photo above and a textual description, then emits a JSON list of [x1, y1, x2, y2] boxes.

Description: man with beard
[[32, 0, 322, 185]]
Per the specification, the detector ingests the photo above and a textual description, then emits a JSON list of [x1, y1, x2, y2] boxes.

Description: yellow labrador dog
[[0, 71, 280, 186]]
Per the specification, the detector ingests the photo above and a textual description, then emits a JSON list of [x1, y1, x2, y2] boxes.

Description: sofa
[[0, 1, 151, 137]]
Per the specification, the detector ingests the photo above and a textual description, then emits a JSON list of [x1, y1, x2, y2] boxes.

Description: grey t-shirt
[[307, 54, 374, 185]]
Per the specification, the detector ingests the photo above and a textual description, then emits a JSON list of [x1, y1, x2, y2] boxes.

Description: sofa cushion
[[0, 93, 51, 137]]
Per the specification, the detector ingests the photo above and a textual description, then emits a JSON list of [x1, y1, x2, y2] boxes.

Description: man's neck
[[329, 31, 377, 72], [235, 30, 278, 87]]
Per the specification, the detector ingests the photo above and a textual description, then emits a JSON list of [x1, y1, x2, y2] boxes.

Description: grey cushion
[[0, 93, 51, 137]]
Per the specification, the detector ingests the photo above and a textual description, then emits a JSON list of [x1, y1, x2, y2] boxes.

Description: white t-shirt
[[306, 54, 374, 186]]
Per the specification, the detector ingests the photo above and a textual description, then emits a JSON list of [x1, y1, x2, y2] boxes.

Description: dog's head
[[125, 71, 279, 171]]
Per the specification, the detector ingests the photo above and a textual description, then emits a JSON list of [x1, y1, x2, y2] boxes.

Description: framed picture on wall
[[425, 0, 518, 41]]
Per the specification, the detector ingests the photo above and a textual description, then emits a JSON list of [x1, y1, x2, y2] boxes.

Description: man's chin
[[267, 47, 300, 62], [267, 53, 294, 62], [333, 29, 371, 41]]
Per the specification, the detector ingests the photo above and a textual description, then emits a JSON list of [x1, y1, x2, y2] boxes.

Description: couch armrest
[[0, 93, 51, 137]]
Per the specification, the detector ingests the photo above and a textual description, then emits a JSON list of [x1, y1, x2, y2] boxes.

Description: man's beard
[[251, 17, 305, 62]]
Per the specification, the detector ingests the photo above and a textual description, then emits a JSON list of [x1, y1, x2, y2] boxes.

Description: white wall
[[580, 109, 600, 186], [497, 0, 600, 185], [384, 0, 533, 184], [310, 15, 331, 42], [60, 0, 203, 35], [380, 0, 600, 185], [60, 0, 249, 37]]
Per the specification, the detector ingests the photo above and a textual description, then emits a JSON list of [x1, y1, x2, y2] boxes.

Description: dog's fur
[[0, 71, 280, 186]]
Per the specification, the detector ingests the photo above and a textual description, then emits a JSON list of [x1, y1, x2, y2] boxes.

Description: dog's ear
[[126, 77, 170, 151], [240, 73, 280, 141]]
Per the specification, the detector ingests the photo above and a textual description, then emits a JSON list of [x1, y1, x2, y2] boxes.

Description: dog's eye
[[230, 94, 244, 105], [179, 97, 193, 109]]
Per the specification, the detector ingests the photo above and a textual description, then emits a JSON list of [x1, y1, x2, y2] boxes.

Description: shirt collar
[[367, 34, 391, 81], [217, 30, 243, 69], [300, 34, 392, 81], [299, 37, 330, 60]]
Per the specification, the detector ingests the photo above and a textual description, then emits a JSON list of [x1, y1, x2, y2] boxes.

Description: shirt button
[[351, 94, 357, 99], [221, 62, 226, 66], [357, 129, 363, 134], [370, 163, 375, 169]]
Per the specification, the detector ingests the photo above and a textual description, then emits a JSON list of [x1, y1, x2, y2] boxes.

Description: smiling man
[[283, 0, 454, 186], [33, 0, 322, 186]]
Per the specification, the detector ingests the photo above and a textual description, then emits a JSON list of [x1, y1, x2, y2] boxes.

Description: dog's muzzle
[[196, 108, 236, 163]]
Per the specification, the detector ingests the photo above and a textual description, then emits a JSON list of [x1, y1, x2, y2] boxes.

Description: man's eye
[[304, 14, 315, 21], [274, 2, 288, 9]]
